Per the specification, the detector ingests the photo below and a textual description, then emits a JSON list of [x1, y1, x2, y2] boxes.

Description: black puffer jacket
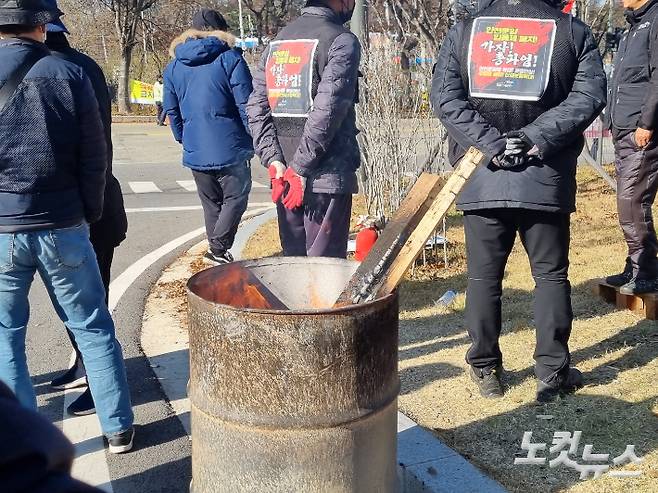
[[431, 0, 606, 213], [607, 0, 658, 136], [0, 38, 106, 231], [47, 32, 128, 248], [246, 4, 361, 194]]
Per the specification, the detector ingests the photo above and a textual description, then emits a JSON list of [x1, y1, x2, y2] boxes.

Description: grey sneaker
[[536, 368, 583, 404], [469, 364, 504, 398], [107, 427, 135, 454], [619, 278, 656, 295]]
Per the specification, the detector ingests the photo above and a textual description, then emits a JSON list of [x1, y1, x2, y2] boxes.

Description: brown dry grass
[[242, 168, 658, 492]]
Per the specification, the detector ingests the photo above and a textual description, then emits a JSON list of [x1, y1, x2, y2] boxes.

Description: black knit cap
[[0, 0, 62, 27], [192, 8, 229, 31]]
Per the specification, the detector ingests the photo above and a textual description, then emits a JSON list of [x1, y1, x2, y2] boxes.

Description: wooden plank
[[334, 146, 485, 306], [377, 147, 484, 298], [593, 279, 658, 320], [333, 173, 445, 306]]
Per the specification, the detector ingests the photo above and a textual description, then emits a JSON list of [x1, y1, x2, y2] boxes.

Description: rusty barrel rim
[[186, 257, 396, 315]]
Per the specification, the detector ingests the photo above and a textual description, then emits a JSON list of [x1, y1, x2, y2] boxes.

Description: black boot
[[605, 258, 633, 287], [536, 368, 583, 403], [469, 364, 504, 398], [67, 388, 96, 416], [51, 356, 87, 390]]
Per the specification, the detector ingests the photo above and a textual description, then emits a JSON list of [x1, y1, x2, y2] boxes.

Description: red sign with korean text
[[468, 17, 557, 101], [266, 39, 318, 117]]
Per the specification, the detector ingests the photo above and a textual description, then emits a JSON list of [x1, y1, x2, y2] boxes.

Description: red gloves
[[268, 162, 286, 203], [282, 167, 306, 210]]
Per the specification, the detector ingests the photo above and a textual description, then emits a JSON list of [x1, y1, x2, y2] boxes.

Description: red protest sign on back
[[468, 17, 556, 101], [265, 39, 318, 117]]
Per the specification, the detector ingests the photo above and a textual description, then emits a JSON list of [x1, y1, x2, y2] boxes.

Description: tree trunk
[[118, 45, 133, 114]]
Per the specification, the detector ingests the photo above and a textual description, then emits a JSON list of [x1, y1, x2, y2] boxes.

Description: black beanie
[[192, 8, 229, 31]]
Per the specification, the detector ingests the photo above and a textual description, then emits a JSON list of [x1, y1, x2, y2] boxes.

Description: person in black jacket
[[246, 0, 361, 258], [0, 0, 134, 453], [605, 0, 658, 294], [431, 0, 606, 403], [44, 0, 129, 418]]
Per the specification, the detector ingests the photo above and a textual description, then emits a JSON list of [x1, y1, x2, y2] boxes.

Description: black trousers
[[276, 193, 352, 258], [463, 209, 573, 383], [613, 132, 658, 278], [192, 163, 251, 254], [156, 102, 166, 125]]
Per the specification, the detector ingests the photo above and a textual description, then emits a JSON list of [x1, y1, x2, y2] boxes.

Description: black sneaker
[[469, 364, 504, 398], [605, 262, 633, 287], [66, 388, 95, 416], [203, 249, 234, 265], [107, 427, 135, 454], [619, 278, 656, 295], [536, 368, 584, 404], [51, 360, 87, 390]]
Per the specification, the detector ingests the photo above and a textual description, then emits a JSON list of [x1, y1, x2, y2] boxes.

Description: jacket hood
[[169, 29, 236, 65], [625, 0, 658, 25]]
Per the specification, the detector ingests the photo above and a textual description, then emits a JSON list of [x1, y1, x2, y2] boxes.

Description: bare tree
[[357, 42, 443, 216], [98, 0, 159, 113], [374, 0, 451, 55]]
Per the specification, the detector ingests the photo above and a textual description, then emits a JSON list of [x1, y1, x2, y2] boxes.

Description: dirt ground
[[240, 168, 658, 493]]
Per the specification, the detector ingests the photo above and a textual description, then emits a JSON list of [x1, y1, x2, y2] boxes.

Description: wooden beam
[[334, 172, 445, 306], [334, 146, 485, 306], [376, 147, 484, 298]]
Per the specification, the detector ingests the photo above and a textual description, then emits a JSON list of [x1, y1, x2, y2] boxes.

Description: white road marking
[[128, 181, 162, 194], [125, 202, 273, 213], [62, 204, 274, 489], [252, 181, 267, 188], [176, 180, 197, 192]]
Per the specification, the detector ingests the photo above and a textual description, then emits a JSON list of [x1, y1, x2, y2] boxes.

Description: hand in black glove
[[492, 153, 526, 169], [491, 131, 537, 169], [504, 130, 533, 158]]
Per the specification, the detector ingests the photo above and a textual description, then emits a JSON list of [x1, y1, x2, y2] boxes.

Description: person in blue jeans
[[0, 1, 134, 453]]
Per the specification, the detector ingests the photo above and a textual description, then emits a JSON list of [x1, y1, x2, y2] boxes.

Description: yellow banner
[[129, 79, 155, 105]]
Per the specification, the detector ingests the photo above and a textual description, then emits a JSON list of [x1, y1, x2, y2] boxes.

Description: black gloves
[[493, 131, 536, 169]]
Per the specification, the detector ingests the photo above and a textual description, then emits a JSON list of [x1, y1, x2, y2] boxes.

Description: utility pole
[[238, 0, 245, 47], [350, 0, 368, 48]]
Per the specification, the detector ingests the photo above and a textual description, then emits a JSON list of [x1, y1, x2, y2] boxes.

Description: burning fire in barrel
[[187, 257, 399, 492]]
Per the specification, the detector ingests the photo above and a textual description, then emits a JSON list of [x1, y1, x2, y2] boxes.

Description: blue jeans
[[0, 223, 133, 435]]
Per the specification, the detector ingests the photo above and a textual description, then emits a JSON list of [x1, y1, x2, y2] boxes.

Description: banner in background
[[468, 17, 556, 101], [129, 80, 155, 105]]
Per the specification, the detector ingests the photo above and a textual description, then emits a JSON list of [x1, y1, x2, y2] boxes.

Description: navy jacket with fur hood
[[163, 29, 254, 171]]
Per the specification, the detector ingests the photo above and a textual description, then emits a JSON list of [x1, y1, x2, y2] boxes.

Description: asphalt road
[[25, 123, 271, 492]]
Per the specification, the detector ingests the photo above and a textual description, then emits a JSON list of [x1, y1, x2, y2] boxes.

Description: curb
[[141, 209, 508, 493]]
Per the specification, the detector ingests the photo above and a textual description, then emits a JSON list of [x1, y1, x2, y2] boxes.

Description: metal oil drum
[[187, 257, 399, 492]]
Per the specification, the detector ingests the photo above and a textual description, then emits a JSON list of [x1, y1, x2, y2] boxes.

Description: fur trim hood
[[169, 29, 236, 58]]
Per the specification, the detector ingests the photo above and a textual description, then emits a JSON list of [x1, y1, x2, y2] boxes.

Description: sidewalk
[[140, 209, 508, 493]]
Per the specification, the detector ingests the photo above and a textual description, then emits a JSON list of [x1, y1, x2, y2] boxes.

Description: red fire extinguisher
[[354, 216, 383, 262]]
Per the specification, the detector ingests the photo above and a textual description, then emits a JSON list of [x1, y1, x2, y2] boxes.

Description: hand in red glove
[[282, 167, 307, 210], [268, 161, 286, 203]]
